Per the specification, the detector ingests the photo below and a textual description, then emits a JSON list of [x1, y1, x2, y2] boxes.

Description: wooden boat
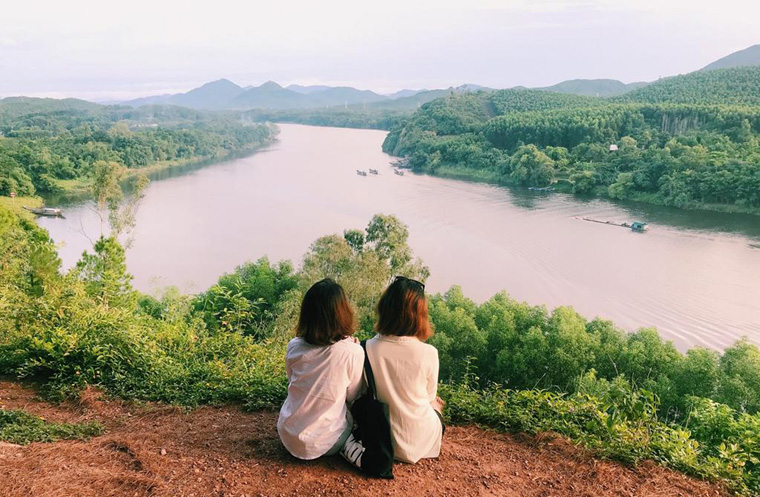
[[24, 206, 64, 217], [356, 170, 367, 176], [369, 169, 379, 175], [394, 169, 405, 176], [391, 158, 409, 168], [528, 186, 553, 192]]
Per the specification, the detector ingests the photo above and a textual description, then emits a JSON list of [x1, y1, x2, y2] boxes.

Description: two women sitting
[[276, 276, 444, 470]]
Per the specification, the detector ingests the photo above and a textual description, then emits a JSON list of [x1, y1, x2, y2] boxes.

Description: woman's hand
[[431, 396, 445, 414]]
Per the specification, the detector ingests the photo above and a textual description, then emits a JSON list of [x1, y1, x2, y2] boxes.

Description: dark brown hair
[[376, 276, 433, 341], [296, 278, 356, 346]]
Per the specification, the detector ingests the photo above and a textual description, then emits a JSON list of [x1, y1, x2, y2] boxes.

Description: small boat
[[356, 170, 367, 176], [24, 206, 64, 218], [528, 186, 553, 192], [369, 169, 379, 175], [631, 221, 649, 232], [394, 169, 405, 176], [391, 158, 409, 168]]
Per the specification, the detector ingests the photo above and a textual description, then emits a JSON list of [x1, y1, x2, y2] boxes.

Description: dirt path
[[0, 381, 728, 497]]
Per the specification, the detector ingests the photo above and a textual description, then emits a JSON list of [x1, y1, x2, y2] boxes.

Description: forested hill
[[614, 66, 760, 105], [383, 68, 760, 213], [536, 79, 649, 97], [0, 97, 276, 196]]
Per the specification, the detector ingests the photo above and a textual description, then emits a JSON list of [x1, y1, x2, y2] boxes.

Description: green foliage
[[383, 71, 760, 213], [442, 381, 759, 495], [0, 98, 276, 194], [616, 67, 760, 106], [73, 237, 137, 310], [301, 214, 429, 333], [0, 409, 103, 445], [243, 108, 410, 131], [192, 258, 299, 338], [2, 205, 760, 492]]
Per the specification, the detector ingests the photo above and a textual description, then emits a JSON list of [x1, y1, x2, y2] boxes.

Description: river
[[38, 124, 760, 351]]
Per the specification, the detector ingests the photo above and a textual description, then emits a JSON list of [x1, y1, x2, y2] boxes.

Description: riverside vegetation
[[0, 97, 276, 196], [383, 67, 760, 214], [1, 177, 760, 494]]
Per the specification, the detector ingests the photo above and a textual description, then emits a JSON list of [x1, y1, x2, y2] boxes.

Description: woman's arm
[[345, 348, 364, 403], [426, 347, 440, 403]]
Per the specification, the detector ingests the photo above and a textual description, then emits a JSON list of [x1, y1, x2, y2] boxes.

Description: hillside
[[537, 79, 648, 97], [616, 66, 760, 105], [0, 97, 276, 195], [702, 44, 760, 71], [0, 381, 728, 497], [0, 97, 104, 122], [383, 69, 760, 213]]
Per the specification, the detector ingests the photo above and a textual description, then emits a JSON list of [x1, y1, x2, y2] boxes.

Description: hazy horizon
[[2, 0, 759, 101]]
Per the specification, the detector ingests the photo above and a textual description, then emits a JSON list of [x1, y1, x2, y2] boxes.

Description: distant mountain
[[702, 44, 760, 71], [536, 79, 649, 97], [615, 66, 760, 106], [230, 81, 311, 109], [286, 84, 332, 94], [171, 79, 244, 109], [122, 79, 245, 110], [364, 89, 450, 110], [119, 80, 497, 111], [308, 87, 387, 107], [387, 89, 423, 99], [123, 94, 176, 107]]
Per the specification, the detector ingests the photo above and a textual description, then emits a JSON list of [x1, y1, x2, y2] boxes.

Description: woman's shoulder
[[418, 340, 439, 357], [331, 337, 364, 356]]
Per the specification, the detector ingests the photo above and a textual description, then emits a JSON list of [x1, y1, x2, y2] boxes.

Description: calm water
[[39, 124, 760, 351]]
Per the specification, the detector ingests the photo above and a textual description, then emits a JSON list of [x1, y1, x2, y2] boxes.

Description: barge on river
[[579, 217, 649, 232], [24, 206, 64, 218]]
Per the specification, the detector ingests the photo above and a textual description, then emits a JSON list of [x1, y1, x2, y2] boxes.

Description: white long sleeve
[[366, 334, 443, 463], [277, 337, 364, 460]]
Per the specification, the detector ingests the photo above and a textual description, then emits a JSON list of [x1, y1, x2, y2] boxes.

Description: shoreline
[[403, 163, 760, 217], [44, 140, 277, 204]]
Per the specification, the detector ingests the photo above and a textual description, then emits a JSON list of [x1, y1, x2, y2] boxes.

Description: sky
[[1, 0, 759, 101]]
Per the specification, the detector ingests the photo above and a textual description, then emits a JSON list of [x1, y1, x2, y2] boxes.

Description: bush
[[0, 409, 103, 445]]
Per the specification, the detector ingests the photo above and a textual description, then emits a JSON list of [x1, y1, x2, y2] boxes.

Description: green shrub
[[0, 409, 103, 445]]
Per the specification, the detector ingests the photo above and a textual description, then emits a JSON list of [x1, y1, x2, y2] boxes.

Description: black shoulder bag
[[350, 340, 394, 479]]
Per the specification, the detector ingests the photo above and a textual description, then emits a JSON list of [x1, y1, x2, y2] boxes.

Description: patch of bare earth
[[0, 381, 729, 497]]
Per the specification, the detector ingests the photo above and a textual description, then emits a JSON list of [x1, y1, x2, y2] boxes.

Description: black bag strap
[[360, 340, 378, 400]]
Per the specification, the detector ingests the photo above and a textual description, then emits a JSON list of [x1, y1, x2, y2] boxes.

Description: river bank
[[47, 140, 279, 200], [408, 163, 760, 216]]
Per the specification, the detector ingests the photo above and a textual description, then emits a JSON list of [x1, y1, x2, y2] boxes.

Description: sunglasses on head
[[393, 275, 425, 292]]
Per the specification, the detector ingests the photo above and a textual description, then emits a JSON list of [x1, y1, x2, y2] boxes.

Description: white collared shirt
[[366, 334, 442, 463], [277, 337, 364, 460]]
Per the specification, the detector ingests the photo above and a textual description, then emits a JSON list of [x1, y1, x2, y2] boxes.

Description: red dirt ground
[[0, 381, 729, 497]]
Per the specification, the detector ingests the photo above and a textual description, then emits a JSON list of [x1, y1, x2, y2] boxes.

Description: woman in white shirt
[[364, 276, 444, 464], [277, 279, 364, 460]]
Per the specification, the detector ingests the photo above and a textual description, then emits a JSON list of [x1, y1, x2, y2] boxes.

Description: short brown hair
[[296, 279, 355, 346], [376, 276, 433, 341]]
